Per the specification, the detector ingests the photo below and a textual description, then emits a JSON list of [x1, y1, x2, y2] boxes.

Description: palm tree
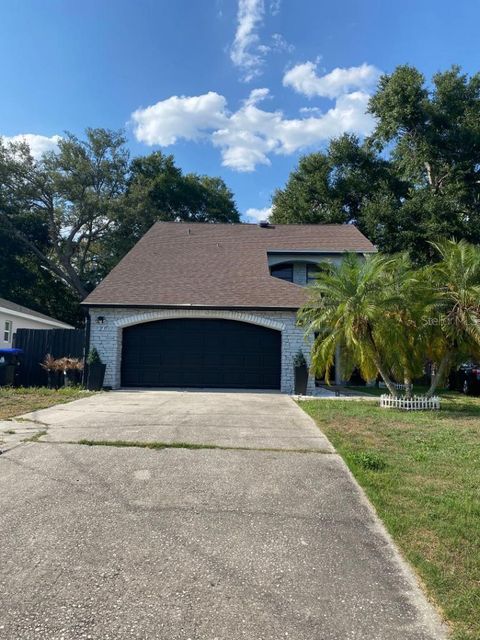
[[298, 253, 401, 396], [381, 254, 429, 397], [423, 239, 480, 397]]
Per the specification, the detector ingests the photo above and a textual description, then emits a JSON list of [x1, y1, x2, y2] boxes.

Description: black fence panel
[[13, 328, 86, 387]]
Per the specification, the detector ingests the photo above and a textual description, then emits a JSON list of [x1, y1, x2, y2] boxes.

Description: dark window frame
[[270, 263, 294, 283]]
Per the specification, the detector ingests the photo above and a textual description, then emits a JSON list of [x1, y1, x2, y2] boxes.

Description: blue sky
[[1, 0, 478, 221]]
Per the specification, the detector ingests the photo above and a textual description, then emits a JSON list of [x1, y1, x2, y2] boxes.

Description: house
[[82, 222, 375, 394], [0, 297, 73, 346]]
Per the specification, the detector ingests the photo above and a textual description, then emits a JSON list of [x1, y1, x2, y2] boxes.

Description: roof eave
[[81, 302, 302, 311], [266, 248, 377, 254]]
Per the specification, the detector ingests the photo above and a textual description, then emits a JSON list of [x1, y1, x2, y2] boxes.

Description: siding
[[0, 311, 69, 347]]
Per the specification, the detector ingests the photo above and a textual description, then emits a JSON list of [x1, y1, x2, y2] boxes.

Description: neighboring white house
[[0, 297, 73, 347]]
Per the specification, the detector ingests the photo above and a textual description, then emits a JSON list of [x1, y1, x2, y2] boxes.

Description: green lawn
[[300, 393, 480, 640], [0, 386, 95, 420]]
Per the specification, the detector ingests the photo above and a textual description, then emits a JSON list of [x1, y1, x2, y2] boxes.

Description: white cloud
[[244, 206, 272, 222], [230, 0, 266, 82], [299, 106, 322, 115], [131, 74, 377, 172], [244, 87, 270, 106], [269, 0, 281, 15], [271, 33, 294, 53], [3, 134, 61, 159], [131, 92, 227, 146], [283, 61, 381, 98], [229, 0, 292, 81], [276, 91, 374, 154]]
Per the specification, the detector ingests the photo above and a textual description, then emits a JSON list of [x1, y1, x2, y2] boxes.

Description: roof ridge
[[151, 221, 356, 228]]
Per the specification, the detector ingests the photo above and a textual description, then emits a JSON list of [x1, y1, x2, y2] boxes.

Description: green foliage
[[0, 218, 81, 325], [0, 132, 239, 320], [0, 128, 129, 302], [299, 240, 480, 397], [86, 348, 102, 366], [108, 151, 239, 265], [422, 239, 480, 394], [271, 135, 406, 232], [272, 65, 480, 261], [293, 350, 307, 367], [298, 252, 401, 394], [350, 450, 387, 471], [369, 65, 480, 258]]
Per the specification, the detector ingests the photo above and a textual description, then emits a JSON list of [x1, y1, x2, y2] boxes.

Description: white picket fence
[[380, 394, 440, 411], [379, 381, 413, 392]]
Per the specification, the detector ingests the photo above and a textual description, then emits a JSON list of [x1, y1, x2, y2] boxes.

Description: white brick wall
[[89, 308, 316, 395]]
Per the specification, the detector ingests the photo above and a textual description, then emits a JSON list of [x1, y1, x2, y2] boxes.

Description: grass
[[77, 438, 223, 450], [74, 439, 331, 454], [0, 386, 95, 420], [299, 392, 480, 640], [23, 429, 48, 443]]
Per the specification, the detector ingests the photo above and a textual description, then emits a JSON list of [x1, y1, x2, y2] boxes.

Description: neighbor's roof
[[0, 297, 73, 328], [83, 222, 376, 309]]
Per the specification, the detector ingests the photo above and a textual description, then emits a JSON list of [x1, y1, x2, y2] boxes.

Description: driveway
[[18, 389, 334, 450], [0, 391, 445, 640]]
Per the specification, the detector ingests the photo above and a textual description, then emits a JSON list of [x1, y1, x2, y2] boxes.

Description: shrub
[[294, 350, 307, 367], [86, 348, 102, 366]]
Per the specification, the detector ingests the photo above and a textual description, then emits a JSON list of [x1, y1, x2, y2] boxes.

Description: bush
[[293, 350, 307, 367], [86, 348, 102, 366]]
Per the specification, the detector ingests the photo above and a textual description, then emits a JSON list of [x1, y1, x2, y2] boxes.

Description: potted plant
[[86, 348, 106, 391], [294, 350, 309, 395], [60, 357, 84, 387], [40, 354, 62, 389]]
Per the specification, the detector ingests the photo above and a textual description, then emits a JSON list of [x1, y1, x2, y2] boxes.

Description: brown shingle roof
[[83, 222, 375, 309]]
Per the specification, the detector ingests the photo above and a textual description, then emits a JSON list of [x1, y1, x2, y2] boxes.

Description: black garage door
[[121, 318, 281, 389]]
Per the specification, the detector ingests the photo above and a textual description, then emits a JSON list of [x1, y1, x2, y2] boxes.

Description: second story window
[[270, 263, 293, 282], [307, 264, 320, 284], [3, 320, 12, 343]]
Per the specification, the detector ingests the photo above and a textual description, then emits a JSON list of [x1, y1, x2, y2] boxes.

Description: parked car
[[448, 363, 480, 396]]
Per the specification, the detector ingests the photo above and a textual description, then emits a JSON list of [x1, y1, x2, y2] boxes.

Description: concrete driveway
[[0, 391, 445, 640], [19, 389, 334, 450]]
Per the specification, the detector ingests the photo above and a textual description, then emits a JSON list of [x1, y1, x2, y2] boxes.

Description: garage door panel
[[121, 318, 281, 389]]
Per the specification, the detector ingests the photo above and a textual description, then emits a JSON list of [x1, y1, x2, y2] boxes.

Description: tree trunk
[[366, 327, 397, 396], [404, 374, 412, 398], [57, 254, 89, 299], [373, 356, 397, 396], [426, 354, 450, 397], [2, 214, 87, 298]]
